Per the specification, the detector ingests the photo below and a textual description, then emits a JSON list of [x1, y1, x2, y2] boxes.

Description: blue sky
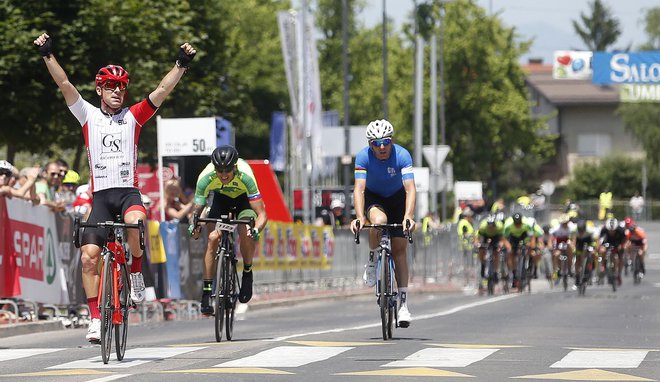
[[358, 0, 657, 64]]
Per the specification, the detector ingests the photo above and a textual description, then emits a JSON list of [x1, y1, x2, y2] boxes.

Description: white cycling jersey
[[69, 96, 157, 193]]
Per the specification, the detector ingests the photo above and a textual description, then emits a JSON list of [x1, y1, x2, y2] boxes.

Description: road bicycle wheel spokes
[[226, 260, 238, 341], [115, 264, 130, 360], [214, 253, 226, 342], [379, 252, 389, 340], [100, 254, 114, 364]]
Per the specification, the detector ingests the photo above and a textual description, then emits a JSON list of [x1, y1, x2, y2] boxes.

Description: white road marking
[[268, 294, 518, 342], [384, 348, 499, 368], [0, 348, 65, 362], [551, 350, 649, 368], [48, 347, 205, 369], [215, 346, 353, 368], [85, 375, 132, 382]]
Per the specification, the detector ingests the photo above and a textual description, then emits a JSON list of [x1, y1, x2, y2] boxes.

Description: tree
[[572, 0, 622, 51]]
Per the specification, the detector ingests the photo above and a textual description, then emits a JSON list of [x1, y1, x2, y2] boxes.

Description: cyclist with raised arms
[[189, 145, 268, 315], [350, 119, 417, 327], [34, 33, 196, 343]]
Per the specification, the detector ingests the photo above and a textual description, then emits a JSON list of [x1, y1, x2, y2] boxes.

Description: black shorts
[[82, 188, 145, 247], [364, 187, 406, 238], [208, 192, 257, 220]]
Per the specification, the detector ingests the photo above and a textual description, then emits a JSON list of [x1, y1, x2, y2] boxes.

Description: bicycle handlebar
[[354, 221, 413, 245], [193, 214, 255, 231], [73, 217, 145, 250]]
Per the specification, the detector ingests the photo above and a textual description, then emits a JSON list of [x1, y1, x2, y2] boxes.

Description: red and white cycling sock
[[88, 297, 101, 319], [130, 255, 142, 273]]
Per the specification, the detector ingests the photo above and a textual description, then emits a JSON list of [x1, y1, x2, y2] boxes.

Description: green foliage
[[639, 6, 660, 50], [572, 0, 622, 51], [563, 156, 657, 200]]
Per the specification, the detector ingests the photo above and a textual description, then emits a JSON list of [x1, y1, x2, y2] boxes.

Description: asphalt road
[[2, 223, 660, 382]]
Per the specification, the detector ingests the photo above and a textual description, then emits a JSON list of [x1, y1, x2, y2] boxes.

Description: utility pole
[[342, 0, 351, 223], [382, 0, 388, 119]]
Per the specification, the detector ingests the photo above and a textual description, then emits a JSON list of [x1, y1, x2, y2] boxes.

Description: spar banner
[[553, 51, 593, 80], [6, 199, 69, 304], [0, 197, 21, 297], [592, 51, 660, 85]]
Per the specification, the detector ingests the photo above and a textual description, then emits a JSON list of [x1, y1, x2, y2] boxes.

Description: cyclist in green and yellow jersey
[[503, 213, 536, 289], [477, 215, 505, 290], [189, 145, 268, 315]]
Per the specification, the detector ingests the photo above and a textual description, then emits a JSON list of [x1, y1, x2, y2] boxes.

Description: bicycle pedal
[[89, 339, 101, 345], [398, 321, 410, 328]]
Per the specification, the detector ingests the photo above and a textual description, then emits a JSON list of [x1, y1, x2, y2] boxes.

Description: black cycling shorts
[[82, 188, 145, 247], [364, 187, 406, 238], [208, 192, 256, 220]]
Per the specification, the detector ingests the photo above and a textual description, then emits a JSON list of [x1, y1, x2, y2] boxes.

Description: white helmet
[[0, 160, 13, 172], [366, 119, 394, 140]]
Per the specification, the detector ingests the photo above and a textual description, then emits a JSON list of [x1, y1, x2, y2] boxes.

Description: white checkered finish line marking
[[384, 348, 500, 368], [0, 348, 65, 362], [551, 350, 649, 369], [47, 347, 206, 369], [215, 346, 354, 368]]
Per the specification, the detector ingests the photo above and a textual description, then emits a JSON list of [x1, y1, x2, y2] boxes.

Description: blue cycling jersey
[[354, 144, 414, 197]]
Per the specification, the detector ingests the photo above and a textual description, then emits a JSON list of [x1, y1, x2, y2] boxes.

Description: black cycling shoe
[[200, 302, 214, 316], [239, 271, 253, 303]]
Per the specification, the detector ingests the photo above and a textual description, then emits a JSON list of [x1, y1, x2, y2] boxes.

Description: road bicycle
[[575, 246, 594, 296], [354, 221, 412, 340], [480, 240, 500, 296], [602, 243, 618, 292], [193, 213, 254, 342], [556, 242, 570, 292], [515, 241, 532, 294], [629, 244, 643, 285], [73, 216, 145, 364]]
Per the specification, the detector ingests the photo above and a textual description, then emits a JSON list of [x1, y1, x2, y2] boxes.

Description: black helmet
[[211, 145, 239, 171], [512, 213, 523, 224], [542, 224, 550, 233], [577, 220, 586, 232]]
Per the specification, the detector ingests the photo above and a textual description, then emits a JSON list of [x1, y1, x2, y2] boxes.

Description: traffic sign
[[422, 145, 450, 171]]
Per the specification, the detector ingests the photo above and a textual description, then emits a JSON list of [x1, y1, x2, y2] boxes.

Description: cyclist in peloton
[[189, 146, 268, 315], [476, 215, 505, 291], [503, 213, 536, 289], [574, 220, 596, 287], [34, 33, 196, 342], [350, 119, 417, 327], [624, 217, 647, 279], [598, 217, 627, 286], [550, 214, 575, 282]]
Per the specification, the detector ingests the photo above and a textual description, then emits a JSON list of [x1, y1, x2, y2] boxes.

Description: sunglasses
[[102, 81, 127, 91], [0, 171, 11, 177], [370, 138, 392, 147], [50, 172, 61, 177]]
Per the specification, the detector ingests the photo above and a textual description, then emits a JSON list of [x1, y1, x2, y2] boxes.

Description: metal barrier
[[0, 299, 19, 325]]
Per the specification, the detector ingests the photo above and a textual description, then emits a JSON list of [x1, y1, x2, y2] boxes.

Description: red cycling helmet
[[95, 65, 129, 87], [624, 216, 635, 228]]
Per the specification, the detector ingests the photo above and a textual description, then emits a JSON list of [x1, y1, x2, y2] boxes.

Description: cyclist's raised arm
[[34, 33, 80, 106], [149, 43, 196, 107], [403, 178, 417, 232]]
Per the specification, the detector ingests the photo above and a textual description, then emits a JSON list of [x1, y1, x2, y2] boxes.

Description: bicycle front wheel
[[379, 251, 391, 340], [225, 258, 238, 341], [214, 251, 227, 342], [115, 263, 130, 360], [100, 253, 114, 364]]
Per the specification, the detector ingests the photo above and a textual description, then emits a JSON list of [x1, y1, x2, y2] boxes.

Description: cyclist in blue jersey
[[350, 119, 417, 327]]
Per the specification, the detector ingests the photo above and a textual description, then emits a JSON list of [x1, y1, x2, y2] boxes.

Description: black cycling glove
[[176, 47, 196, 69], [37, 37, 53, 57]]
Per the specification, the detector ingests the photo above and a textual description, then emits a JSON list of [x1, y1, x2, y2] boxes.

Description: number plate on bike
[[215, 222, 236, 232]]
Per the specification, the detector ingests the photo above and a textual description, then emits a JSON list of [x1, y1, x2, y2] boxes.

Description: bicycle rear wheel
[[100, 253, 114, 364], [115, 263, 130, 360], [214, 250, 227, 342], [633, 255, 642, 285], [225, 258, 238, 341]]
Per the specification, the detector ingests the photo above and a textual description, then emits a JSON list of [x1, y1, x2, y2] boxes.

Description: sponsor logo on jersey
[[94, 163, 107, 170], [101, 132, 122, 153], [388, 167, 396, 177], [120, 170, 130, 177]]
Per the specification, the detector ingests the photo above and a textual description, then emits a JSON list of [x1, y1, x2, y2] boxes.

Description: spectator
[[164, 179, 193, 222], [629, 191, 644, 221], [15, 167, 41, 204], [35, 161, 65, 212], [0, 160, 39, 202], [60, 170, 81, 213], [330, 199, 348, 228], [599, 188, 612, 221]]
